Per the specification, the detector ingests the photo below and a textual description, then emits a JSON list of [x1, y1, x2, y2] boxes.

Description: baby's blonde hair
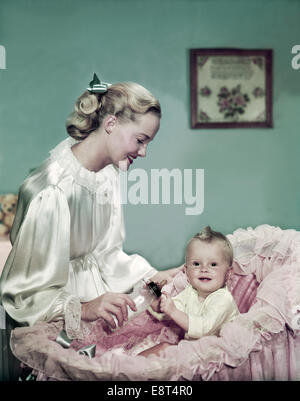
[[186, 226, 233, 266], [66, 82, 161, 140]]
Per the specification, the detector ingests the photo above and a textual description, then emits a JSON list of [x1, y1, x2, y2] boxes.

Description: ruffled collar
[[49, 137, 119, 193]]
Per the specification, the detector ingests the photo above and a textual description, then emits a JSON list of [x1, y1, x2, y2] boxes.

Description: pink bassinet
[[10, 224, 300, 381]]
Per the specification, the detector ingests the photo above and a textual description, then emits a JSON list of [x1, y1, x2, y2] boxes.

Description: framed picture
[[190, 48, 273, 129]]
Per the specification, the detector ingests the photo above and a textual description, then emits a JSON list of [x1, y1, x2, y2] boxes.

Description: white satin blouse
[[0, 137, 157, 337]]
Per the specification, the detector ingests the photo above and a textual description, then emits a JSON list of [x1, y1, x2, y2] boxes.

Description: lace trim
[[291, 303, 300, 332], [49, 137, 119, 193], [64, 295, 82, 339]]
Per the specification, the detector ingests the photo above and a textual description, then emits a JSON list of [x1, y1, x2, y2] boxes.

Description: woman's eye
[[137, 139, 144, 145]]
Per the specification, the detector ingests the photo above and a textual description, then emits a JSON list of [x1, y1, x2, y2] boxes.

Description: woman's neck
[[71, 129, 111, 172]]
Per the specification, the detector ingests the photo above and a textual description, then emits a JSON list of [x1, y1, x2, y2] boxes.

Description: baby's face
[[184, 239, 231, 298]]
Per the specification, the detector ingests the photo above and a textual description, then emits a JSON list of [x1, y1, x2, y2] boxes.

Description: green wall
[[1, 0, 300, 269]]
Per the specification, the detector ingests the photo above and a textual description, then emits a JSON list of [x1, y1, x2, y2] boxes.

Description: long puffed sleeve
[[94, 246, 158, 294], [0, 186, 81, 338]]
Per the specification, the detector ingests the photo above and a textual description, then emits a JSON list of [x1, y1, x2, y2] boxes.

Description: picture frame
[[190, 48, 273, 129]]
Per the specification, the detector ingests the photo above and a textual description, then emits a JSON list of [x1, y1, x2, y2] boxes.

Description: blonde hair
[[66, 82, 161, 141], [186, 226, 233, 266]]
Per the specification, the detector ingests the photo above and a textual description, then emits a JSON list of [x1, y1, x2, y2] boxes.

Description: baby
[[139, 226, 239, 357], [69, 226, 239, 358]]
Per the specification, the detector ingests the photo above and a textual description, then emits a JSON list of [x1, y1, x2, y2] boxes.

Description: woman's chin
[[117, 159, 130, 171]]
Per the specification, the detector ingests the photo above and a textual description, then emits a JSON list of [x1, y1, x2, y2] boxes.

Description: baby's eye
[[211, 262, 217, 267], [137, 139, 144, 145], [193, 261, 200, 267]]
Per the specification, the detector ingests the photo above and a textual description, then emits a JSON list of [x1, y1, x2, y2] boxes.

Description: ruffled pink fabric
[[70, 311, 183, 357], [10, 224, 300, 380]]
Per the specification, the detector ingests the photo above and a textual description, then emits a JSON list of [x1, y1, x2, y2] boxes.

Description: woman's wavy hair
[[66, 82, 161, 141]]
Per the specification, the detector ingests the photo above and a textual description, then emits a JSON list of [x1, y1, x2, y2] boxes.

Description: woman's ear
[[103, 115, 117, 134]]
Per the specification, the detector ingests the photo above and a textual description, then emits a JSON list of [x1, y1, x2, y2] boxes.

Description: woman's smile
[[127, 155, 137, 165]]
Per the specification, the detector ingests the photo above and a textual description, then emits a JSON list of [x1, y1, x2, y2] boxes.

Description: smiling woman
[[0, 74, 181, 380], [102, 111, 160, 171], [68, 80, 161, 172], [70, 111, 160, 172]]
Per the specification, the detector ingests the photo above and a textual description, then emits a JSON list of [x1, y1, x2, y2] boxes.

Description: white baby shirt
[[149, 284, 239, 339]]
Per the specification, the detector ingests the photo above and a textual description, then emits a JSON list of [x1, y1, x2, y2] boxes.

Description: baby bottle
[[112, 279, 162, 329]]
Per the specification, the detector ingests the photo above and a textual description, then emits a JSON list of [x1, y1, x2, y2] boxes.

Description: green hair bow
[[87, 73, 111, 94]]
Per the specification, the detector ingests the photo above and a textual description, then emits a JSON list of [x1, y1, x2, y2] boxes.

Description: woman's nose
[[137, 144, 147, 157]]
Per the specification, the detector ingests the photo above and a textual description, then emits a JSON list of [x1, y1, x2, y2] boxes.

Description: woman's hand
[[81, 292, 137, 329]]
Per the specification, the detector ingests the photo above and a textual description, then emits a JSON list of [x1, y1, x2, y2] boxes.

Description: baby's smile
[[198, 277, 212, 282]]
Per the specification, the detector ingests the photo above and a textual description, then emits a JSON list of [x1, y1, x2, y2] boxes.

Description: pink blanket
[[10, 224, 300, 380]]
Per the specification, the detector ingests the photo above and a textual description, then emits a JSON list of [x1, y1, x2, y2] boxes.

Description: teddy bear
[[0, 193, 18, 237]]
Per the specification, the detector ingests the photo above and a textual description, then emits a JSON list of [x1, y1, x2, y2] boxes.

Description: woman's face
[[106, 112, 160, 171]]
